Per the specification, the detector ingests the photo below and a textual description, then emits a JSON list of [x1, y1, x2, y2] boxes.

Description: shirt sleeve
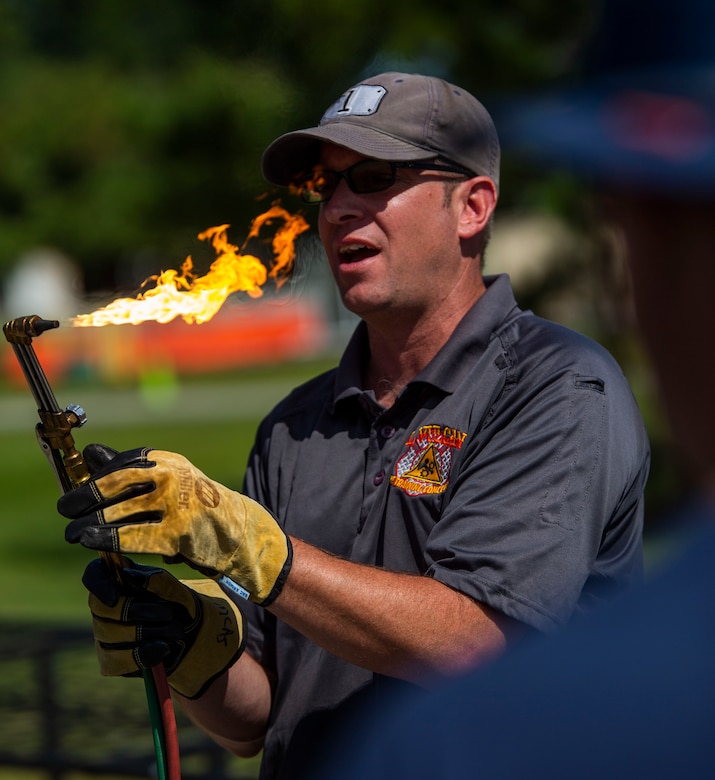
[[425, 335, 648, 632]]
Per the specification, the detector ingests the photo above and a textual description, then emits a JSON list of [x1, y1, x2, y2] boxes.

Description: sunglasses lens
[[349, 160, 396, 193], [299, 171, 339, 203], [297, 160, 397, 203]]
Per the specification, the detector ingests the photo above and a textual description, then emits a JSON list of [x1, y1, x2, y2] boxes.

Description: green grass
[[0, 359, 336, 624], [0, 419, 259, 624], [0, 360, 336, 779]]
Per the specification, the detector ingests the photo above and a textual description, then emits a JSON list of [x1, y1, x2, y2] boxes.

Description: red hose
[[152, 664, 182, 780]]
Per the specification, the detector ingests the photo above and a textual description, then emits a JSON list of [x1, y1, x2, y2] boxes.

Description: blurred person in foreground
[[318, 1, 715, 778], [57, 71, 650, 779]]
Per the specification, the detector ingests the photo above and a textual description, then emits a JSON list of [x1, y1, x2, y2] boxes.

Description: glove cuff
[[260, 534, 293, 607], [225, 510, 294, 606]]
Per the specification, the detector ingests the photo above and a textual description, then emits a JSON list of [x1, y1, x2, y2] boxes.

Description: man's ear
[[458, 177, 497, 239]]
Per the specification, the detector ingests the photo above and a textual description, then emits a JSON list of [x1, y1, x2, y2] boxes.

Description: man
[[318, 2, 715, 778], [58, 72, 649, 780]]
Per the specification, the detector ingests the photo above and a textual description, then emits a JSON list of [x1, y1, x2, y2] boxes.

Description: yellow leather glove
[[61, 446, 291, 606], [82, 558, 245, 699]]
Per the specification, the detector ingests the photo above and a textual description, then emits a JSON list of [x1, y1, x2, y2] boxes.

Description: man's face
[[316, 144, 478, 325]]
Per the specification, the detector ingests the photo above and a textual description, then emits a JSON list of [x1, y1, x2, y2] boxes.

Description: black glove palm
[[83, 558, 245, 699]]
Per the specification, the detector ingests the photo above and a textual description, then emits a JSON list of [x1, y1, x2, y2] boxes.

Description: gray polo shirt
[[241, 274, 650, 780]]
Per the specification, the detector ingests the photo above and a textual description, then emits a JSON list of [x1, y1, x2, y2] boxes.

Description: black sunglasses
[[295, 158, 474, 204]]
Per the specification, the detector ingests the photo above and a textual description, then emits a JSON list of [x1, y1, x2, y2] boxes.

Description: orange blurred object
[[2, 299, 328, 386]]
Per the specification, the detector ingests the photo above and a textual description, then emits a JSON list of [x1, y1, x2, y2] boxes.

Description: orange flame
[[71, 205, 310, 327]]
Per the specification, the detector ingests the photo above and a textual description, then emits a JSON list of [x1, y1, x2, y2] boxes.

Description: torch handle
[[3, 315, 125, 579], [3, 314, 180, 779]]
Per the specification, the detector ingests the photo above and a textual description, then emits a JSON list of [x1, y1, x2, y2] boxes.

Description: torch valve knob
[[66, 403, 88, 427]]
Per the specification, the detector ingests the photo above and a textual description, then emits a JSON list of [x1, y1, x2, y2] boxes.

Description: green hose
[[143, 668, 169, 780]]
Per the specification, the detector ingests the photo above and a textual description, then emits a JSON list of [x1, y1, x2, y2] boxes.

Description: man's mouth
[[338, 243, 378, 263]]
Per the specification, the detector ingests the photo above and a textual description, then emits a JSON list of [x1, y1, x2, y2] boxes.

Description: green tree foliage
[[0, 0, 594, 291]]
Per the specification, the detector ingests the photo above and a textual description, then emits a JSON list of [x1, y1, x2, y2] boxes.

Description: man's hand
[[83, 558, 245, 699], [61, 446, 292, 605]]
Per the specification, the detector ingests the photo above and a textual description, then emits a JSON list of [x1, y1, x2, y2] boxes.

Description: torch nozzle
[[3, 315, 60, 344], [31, 317, 60, 336]]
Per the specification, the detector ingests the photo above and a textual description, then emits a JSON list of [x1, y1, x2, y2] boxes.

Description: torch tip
[[32, 317, 61, 335], [2, 315, 60, 344]]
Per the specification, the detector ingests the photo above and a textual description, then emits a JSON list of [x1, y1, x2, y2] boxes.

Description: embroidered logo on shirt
[[390, 424, 467, 496]]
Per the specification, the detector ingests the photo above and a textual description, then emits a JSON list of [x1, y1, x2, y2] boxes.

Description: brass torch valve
[[3, 314, 123, 578], [3, 316, 90, 490]]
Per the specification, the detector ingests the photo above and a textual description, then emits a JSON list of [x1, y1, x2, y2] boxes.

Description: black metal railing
[[0, 622, 257, 779]]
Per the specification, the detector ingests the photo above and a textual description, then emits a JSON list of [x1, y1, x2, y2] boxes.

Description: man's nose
[[320, 179, 365, 223]]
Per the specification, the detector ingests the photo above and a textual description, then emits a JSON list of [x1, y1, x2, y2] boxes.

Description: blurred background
[[0, 0, 687, 777]]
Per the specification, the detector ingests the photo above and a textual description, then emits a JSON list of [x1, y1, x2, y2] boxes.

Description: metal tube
[[3, 315, 123, 577], [3, 317, 61, 412], [12, 342, 61, 412], [4, 314, 179, 779]]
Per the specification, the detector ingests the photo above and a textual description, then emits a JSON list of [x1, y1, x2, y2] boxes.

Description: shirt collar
[[331, 274, 521, 405], [333, 321, 370, 406], [419, 274, 521, 393]]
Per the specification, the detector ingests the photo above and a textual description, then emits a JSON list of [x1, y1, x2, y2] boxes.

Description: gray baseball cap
[[261, 72, 500, 189]]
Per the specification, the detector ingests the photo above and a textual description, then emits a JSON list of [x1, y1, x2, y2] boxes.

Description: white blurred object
[[488, 213, 581, 290], [2, 248, 83, 320]]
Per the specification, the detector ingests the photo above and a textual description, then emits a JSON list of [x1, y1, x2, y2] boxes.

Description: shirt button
[[380, 425, 396, 439], [373, 470, 386, 486]]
